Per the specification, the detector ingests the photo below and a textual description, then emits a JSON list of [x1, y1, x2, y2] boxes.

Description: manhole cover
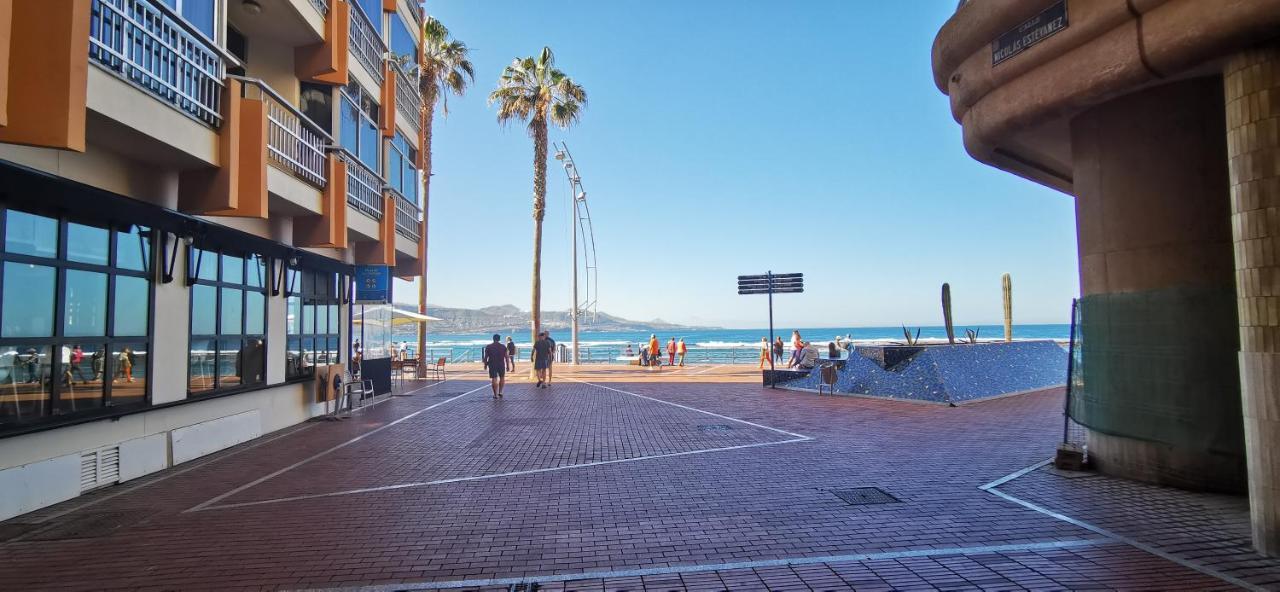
[[830, 487, 900, 506], [699, 424, 733, 432], [21, 509, 154, 541]]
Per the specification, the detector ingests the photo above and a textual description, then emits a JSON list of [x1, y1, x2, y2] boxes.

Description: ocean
[[401, 324, 1071, 365]]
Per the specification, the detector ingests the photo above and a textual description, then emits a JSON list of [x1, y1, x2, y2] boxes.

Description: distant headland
[[405, 304, 719, 334]]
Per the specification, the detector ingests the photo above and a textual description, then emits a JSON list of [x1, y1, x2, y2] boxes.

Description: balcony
[[309, 0, 329, 16], [231, 76, 330, 189], [88, 0, 227, 127], [394, 65, 422, 131], [343, 152, 383, 220], [394, 194, 421, 241], [348, 1, 385, 86]]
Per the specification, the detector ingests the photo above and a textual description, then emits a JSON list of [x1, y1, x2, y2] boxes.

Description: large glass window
[[159, 0, 217, 40], [389, 18, 418, 71], [387, 131, 419, 200], [286, 270, 341, 380], [188, 247, 267, 394], [353, 0, 382, 35], [0, 208, 153, 430], [340, 81, 381, 172]]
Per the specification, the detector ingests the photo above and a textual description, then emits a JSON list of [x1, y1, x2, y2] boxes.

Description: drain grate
[[19, 509, 153, 541], [699, 424, 734, 432], [830, 487, 900, 506], [509, 583, 540, 592]]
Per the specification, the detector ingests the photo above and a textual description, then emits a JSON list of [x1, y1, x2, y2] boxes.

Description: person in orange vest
[[677, 338, 688, 366], [666, 338, 677, 366], [648, 334, 661, 370]]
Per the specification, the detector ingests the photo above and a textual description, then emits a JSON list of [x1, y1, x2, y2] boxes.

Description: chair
[[340, 370, 373, 412], [424, 357, 447, 382]]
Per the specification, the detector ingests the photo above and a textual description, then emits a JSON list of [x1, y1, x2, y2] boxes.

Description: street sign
[[354, 265, 390, 304], [737, 271, 804, 386]]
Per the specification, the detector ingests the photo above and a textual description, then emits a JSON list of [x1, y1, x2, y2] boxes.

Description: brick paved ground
[[0, 374, 1271, 590]]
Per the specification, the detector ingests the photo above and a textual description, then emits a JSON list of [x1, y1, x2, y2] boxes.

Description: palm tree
[[489, 47, 587, 349], [416, 16, 473, 369]]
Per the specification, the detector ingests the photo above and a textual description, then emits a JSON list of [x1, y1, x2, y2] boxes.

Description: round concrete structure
[[932, 0, 1280, 554]]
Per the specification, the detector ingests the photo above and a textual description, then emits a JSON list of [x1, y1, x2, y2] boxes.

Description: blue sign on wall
[[354, 265, 390, 304]]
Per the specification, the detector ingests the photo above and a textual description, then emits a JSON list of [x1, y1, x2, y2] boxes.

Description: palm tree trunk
[[417, 101, 435, 372], [531, 116, 548, 364]]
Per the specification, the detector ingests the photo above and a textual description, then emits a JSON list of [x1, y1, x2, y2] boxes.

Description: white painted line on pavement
[[292, 538, 1111, 591], [185, 383, 488, 512]]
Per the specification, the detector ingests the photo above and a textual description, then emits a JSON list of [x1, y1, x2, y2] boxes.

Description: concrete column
[[1226, 44, 1280, 557], [1070, 78, 1245, 492]]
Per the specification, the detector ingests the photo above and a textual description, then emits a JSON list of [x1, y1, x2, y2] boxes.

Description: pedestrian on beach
[[482, 334, 507, 398], [532, 331, 553, 388], [625, 343, 634, 357], [505, 336, 517, 372], [648, 334, 661, 370], [639, 343, 649, 366], [758, 337, 771, 369], [788, 330, 803, 368], [677, 338, 687, 367], [773, 337, 784, 363], [666, 338, 677, 366]]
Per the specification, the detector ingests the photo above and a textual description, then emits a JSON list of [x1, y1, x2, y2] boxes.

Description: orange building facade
[[0, 0, 428, 521]]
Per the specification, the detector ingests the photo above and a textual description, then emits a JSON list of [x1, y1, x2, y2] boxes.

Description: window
[[188, 247, 267, 394], [389, 17, 418, 71], [340, 81, 382, 171], [160, 0, 217, 40], [286, 270, 340, 380], [0, 208, 153, 430], [353, 0, 382, 35], [300, 82, 333, 134], [387, 131, 418, 200]]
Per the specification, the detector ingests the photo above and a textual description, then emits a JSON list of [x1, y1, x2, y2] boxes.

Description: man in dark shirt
[[482, 334, 508, 398], [532, 331, 553, 389], [545, 333, 557, 385]]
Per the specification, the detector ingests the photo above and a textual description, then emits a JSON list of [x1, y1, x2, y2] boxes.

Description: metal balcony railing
[[394, 192, 422, 241], [348, 2, 386, 85], [343, 152, 384, 220], [231, 76, 331, 188], [394, 65, 422, 131], [310, 0, 328, 16], [89, 0, 228, 127]]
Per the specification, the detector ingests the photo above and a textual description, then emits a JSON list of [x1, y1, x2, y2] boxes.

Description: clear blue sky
[[392, 0, 1080, 329]]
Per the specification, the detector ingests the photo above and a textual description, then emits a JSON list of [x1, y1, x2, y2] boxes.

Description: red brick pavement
[[0, 377, 1261, 590]]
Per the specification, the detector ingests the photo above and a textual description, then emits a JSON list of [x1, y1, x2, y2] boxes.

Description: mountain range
[[398, 303, 716, 334]]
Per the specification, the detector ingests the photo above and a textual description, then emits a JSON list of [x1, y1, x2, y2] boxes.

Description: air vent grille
[[80, 446, 121, 493]]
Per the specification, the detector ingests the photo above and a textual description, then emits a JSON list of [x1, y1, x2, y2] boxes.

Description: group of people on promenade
[[758, 330, 845, 370], [481, 332, 556, 398], [622, 335, 688, 368]]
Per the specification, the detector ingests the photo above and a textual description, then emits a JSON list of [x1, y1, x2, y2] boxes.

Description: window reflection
[[110, 342, 146, 406], [114, 276, 149, 336], [56, 343, 103, 414], [67, 223, 110, 265], [0, 345, 50, 420], [64, 270, 108, 337], [189, 338, 215, 392], [2, 262, 55, 338], [4, 211, 57, 258], [116, 226, 150, 272], [191, 285, 217, 335]]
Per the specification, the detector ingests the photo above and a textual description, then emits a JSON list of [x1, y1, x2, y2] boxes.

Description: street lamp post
[[553, 143, 597, 365]]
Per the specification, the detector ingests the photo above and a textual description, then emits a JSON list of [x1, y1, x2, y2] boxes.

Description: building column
[[1226, 43, 1280, 557], [1069, 78, 1245, 493]]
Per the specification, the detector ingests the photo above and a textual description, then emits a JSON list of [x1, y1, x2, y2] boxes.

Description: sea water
[[400, 324, 1071, 365]]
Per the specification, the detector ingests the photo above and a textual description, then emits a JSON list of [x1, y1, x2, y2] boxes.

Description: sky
[[391, 0, 1080, 329]]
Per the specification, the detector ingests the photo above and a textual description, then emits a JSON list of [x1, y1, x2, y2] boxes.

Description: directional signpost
[[738, 271, 804, 386]]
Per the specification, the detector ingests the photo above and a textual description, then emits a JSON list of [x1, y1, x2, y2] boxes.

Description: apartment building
[[0, 0, 428, 521]]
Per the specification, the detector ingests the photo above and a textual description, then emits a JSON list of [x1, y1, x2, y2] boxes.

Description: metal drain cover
[[699, 424, 733, 432], [831, 487, 900, 506]]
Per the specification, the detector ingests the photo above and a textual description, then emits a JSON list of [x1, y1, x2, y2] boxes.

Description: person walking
[[505, 336, 517, 372], [666, 338, 677, 366], [482, 334, 507, 399], [758, 337, 771, 369], [773, 337, 784, 364], [119, 347, 134, 383], [91, 349, 104, 382], [677, 338, 688, 367], [532, 331, 553, 388], [70, 345, 87, 384], [788, 330, 803, 368], [545, 332, 557, 384], [648, 334, 661, 370]]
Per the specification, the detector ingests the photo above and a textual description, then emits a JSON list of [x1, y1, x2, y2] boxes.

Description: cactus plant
[[902, 325, 921, 346], [1002, 273, 1013, 342], [942, 283, 955, 344]]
